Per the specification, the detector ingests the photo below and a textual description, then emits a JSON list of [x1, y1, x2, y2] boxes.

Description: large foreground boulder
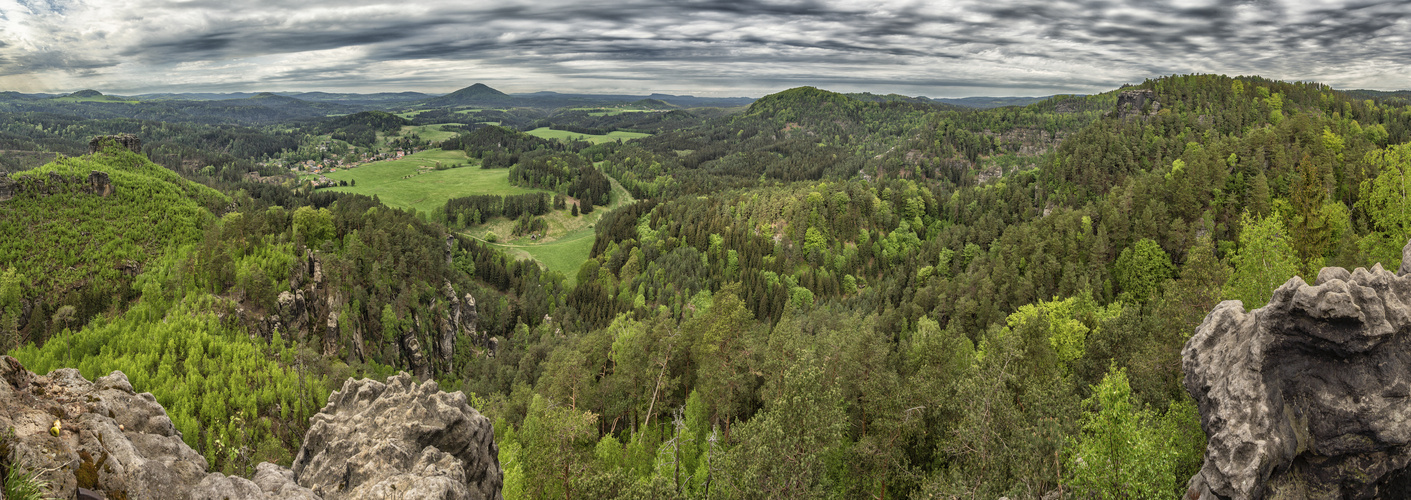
[[0, 357, 217, 499], [1183, 241, 1411, 499], [292, 373, 503, 500]]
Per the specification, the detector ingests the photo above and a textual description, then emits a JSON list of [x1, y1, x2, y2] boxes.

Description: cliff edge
[[1183, 240, 1411, 499]]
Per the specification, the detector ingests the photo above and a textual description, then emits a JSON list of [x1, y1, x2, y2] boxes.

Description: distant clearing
[[468, 165, 635, 284], [322, 149, 544, 214], [569, 107, 663, 117], [525, 127, 651, 144], [398, 124, 463, 143]]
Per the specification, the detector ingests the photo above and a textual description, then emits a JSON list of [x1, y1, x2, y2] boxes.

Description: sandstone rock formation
[[292, 374, 503, 500], [0, 357, 217, 499], [87, 170, 112, 197], [0, 357, 503, 500], [1116, 89, 1159, 118], [1183, 240, 1411, 499], [278, 290, 308, 340], [0, 174, 14, 202], [89, 134, 143, 155], [190, 462, 319, 500]]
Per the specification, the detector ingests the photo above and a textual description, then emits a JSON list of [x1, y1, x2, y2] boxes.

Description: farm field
[[525, 127, 651, 144], [321, 149, 545, 214]]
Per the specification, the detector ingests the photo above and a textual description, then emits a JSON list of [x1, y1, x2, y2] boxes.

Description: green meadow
[[569, 107, 662, 117], [321, 149, 545, 214], [469, 166, 635, 283], [525, 127, 651, 144], [398, 124, 463, 143]]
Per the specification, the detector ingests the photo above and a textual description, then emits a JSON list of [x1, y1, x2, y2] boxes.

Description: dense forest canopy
[[2, 74, 1411, 498]]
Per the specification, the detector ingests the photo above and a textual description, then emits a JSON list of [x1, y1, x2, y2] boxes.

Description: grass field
[[321, 149, 545, 214], [399, 124, 464, 143], [525, 127, 651, 144], [569, 107, 663, 117], [465, 165, 636, 283]]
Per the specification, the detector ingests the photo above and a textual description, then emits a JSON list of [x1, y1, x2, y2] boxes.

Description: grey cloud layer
[[1, 0, 1408, 95]]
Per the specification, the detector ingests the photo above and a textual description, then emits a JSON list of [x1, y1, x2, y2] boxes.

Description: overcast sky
[[1, 0, 1408, 98]]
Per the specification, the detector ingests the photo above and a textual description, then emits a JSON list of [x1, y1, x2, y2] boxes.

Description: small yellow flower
[[49, 419, 61, 437]]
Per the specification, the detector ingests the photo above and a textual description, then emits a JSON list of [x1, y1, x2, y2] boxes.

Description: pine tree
[[1291, 156, 1330, 272]]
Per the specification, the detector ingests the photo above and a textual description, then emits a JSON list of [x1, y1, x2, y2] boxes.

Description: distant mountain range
[[10, 84, 1411, 112], [39, 83, 759, 109]]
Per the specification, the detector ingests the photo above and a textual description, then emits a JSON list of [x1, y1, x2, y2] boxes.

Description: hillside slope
[[0, 145, 228, 346]]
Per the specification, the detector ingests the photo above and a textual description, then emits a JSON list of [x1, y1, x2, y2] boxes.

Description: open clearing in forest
[[525, 127, 651, 144], [464, 165, 635, 284], [321, 149, 545, 215]]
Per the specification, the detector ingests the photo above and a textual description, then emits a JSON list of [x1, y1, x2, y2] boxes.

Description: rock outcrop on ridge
[[0, 356, 502, 500], [1183, 241, 1411, 499], [292, 373, 503, 500]]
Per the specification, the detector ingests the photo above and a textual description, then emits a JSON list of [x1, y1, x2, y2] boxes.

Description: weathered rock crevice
[[1183, 240, 1411, 499]]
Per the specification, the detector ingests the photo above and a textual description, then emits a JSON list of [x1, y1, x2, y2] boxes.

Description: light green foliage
[[498, 424, 526, 500], [1356, 143, 1411, 269], [1322, 128, 1345, 157], [292, 206, 335, 248], [0, 268, 22, 350], [1067, 367, 1201, 499], [2, 461, 50, 500], [1002, 295, 1119, 372], [1165, 158, 1185, 181], [686, 284, 762, 425], [380, 304, 400, 343], [803, 226, 827, 256], [1114, 238, 1173, 303], [720, 359, 845, 499], [1224, 211, 1302, 310], [10, 291, 329, 474], [517, 394, 599, 499], [0, 150, 225, 315]]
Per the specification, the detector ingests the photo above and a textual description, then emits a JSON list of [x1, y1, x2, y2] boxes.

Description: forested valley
[[3, 74, 1411, 499]]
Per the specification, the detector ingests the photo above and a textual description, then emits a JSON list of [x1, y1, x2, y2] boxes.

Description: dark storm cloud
[[1, 0, 1409, 95]]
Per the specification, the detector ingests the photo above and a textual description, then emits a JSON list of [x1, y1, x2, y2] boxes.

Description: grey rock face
[[325, 308, 341, 357], [440, 281, 461, 372], [1401, 238, 1411, 277], [190, 463, 319, 500], [1116, 89, 1159, 118], [88, 134, 142, 154], [0, 358, 209, 500], [87, 170, 112, 196], [292, 373, 503, 500], [464, 292, 485, 357], [278, 290, 308, 340], [0, 174, 14, 202], [1183, 241, 1411, 499]]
